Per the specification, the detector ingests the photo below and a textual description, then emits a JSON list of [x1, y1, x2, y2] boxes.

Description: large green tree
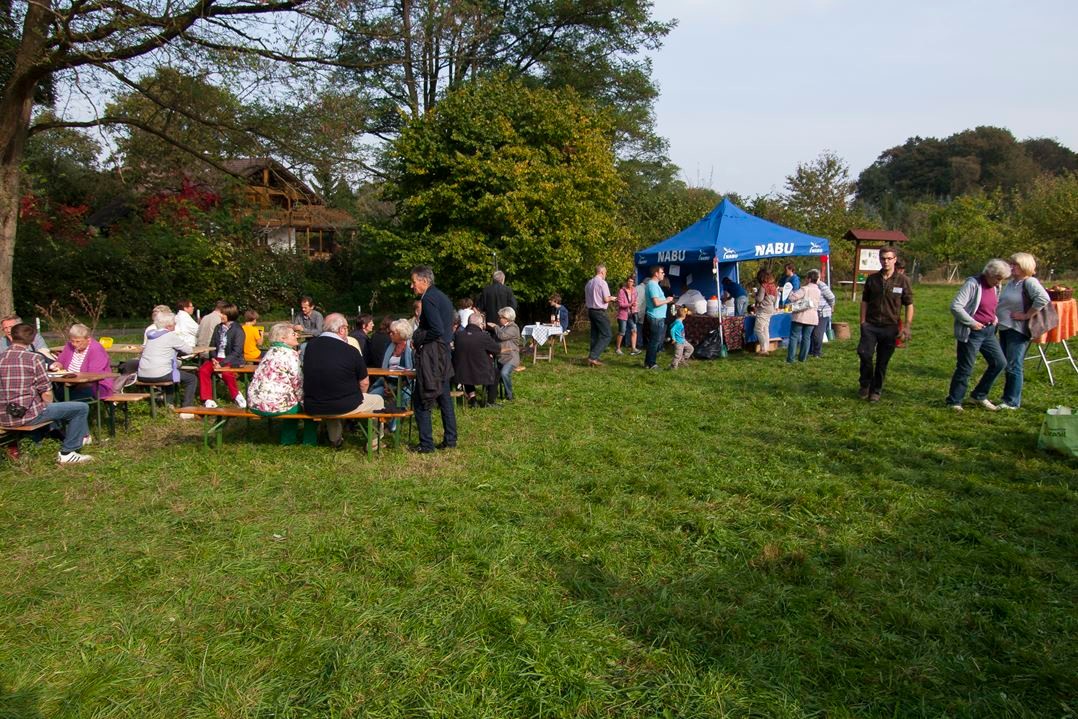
[[1013, 173, 1078, 274], [384, 74, 626, 304]]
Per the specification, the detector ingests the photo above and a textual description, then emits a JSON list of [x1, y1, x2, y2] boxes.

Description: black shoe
[[436, 440, 457, 450], [407, 444, 435, 454], [330, 438, 345, 450]]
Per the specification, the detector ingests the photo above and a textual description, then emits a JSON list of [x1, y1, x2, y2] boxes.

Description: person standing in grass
[[994, 252, 1051, 410], [643, 265, 674, 369], [857, 247, 913, 402], [409, 265, 458, 453], [786, 280, 821, 364], [752, 269, 779, 356], [615, 276, 639, 355], [945, 259, 1011, 412], [807, 270, 836, 358], [584, 264, 616, 366], [668, 306, 694, 369]]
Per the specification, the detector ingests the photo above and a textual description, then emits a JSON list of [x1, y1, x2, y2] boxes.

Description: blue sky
[[649, 0, 1078, 196]]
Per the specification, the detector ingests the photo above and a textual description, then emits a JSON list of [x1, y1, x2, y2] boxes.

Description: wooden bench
[[132, 380, 178, 418], [100, 393, 152, 436], [1, 421, 54, 455], [171, 405, 414, 456]]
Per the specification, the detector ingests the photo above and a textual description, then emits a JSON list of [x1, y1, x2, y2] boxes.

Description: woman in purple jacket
[[50, 323, 114, 399]]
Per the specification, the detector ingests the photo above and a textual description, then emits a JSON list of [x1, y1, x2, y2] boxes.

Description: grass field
[[1, 284, 1076, 718]]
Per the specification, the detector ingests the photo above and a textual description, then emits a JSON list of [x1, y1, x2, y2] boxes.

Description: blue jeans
[[810, 316, 831, 356], [787, 322, 813, 362], [38, 401, 90, 453], [617, 316, 637, 341], [587, 309, 612, 360], [645, 316, 666, 368], [946, 325, 1006, 405], [498, 361, 515, 400], [999, 328, 1030, 407]]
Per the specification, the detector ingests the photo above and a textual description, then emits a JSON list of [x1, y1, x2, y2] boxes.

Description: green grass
[[2, 284, 1075, 718]]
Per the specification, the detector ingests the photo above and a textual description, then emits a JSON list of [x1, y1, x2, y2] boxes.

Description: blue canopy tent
[[634, 198, 831, 346]]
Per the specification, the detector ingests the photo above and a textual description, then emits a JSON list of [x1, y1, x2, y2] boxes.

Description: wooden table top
[[368, 367, 416, 377], [48, 371, 119, 384]]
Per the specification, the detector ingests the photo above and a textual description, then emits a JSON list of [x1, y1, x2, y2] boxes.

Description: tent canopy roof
[[635, 198, 829, 267]]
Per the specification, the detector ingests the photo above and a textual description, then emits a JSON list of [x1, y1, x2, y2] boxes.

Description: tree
[[1013, 173, 1078, 275], [336, 0, 673, 171], [384, 74, 626, 304], [0, 0, 347, 314], [906, 192, 1012, 280]]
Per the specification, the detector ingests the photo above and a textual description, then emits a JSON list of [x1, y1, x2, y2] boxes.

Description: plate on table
[[48, 371, 77, 379]]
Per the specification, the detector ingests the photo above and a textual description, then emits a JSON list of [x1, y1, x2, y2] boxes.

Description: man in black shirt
[[858, 248, 914, 402], [303, 313, 384, 448], [477, 270, 517, 321], [410, 266, 458, 453]]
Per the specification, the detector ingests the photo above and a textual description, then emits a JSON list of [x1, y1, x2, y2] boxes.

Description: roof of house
[[221, 158, 320, 203], [843, 229, 909, 243]]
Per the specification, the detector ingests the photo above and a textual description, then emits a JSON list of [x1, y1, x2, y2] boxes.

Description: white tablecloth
[[522, 324, 564, 346]]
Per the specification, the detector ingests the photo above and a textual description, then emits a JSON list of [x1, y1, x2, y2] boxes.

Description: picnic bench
[[172, 405, 414, 456]]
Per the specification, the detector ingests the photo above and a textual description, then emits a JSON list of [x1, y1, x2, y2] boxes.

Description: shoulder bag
[[1024, 280, 1059, 338]]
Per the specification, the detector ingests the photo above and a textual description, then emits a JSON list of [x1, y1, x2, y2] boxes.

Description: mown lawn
[[1, 284, 1075, 718]]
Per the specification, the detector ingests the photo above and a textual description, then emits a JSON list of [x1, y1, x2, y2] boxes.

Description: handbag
[[787, 297, 816, 313], [1024, 281, 1059, 338]]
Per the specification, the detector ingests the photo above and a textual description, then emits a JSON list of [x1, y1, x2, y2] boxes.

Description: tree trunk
[[0, 0, 51, 316]]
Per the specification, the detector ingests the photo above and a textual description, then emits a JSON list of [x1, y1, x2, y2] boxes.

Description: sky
[[648, 0, 1078, 197]]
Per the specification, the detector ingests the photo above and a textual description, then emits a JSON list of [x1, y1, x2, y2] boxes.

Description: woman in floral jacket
[[247, 322, 317, 445]]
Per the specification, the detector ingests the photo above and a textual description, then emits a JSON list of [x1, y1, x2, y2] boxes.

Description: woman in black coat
[[452, 312, 501, 407]]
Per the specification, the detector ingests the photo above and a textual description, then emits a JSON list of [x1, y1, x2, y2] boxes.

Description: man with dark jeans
[[643, 265, 674, 369], [858, 248, 914, 401], [0, 323, 93, 463], [409, 265, 458, 453], [584, 264, 616, 366]]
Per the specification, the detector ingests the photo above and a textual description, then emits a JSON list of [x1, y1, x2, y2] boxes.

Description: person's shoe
[[178, 413, 196, 420], [976, 398, 999, 411], [203, 399, 218, 409], [998, 402, 1019, 410], [868, 393, 881, 402], [587, 359, 603, 367], [5, 445, 20, 461], [436, 440, 457, 450], [948, 404, 964, 412], [467, 397, 478, 409], [858, 387, 870, 399], [58, 451, 94, 464], [615, 349, 624, 355], [407, 444, 435, 454], [82, 434, 93, 446], [369, 436, 380, 451], [648, 364, 660, 370], [330, 437, 345, 450], [630, 349, 641, 355], [514, 365, 525, 372], [234, 394, 247, 409]]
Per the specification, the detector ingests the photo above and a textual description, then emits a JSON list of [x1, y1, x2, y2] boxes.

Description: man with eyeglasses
[[858, 247, 914, 402]]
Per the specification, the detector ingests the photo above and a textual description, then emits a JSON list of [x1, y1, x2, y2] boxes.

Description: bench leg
[[148, 387, 158, 419], [107, 403, 116, 438]]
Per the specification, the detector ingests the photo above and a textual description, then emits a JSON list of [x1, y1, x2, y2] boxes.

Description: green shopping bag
[[1037, 407, 1078, 458]]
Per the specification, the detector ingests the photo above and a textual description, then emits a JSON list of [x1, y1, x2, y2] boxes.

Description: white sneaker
[[630, 349, 641, 355], [234, 394, 247, 409], [976, 398, 999, 411], [948, 404, 964, 412], [58, 451, 94, 464], [615, 349, 624, 355], [998, 402, 1018, 410], [204, 399, 218, 409], [178, 413, 196, 420]]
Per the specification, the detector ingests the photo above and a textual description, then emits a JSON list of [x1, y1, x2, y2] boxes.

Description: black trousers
[[414, 378, 458, 449], [857, 323, 899, 393], [587, 308, 612, 360]]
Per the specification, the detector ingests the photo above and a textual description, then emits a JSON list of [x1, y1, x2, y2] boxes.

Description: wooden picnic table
[[48, 371, 120, 432]]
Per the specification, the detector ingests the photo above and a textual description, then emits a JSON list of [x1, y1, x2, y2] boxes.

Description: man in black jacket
[[303, 313, 384, 448], [410, 266, 458, 453], [477, 270, 517, 321]]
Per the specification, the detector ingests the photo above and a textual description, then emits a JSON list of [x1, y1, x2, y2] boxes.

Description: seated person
[[175, 299, 200, 347], [369, 319, 415, 410], [247, 322, 316, 445], [369, 316, 393, 365], [198, 303, 246, 408], [453, 311, 500, 407], [302, 313, 383, 448], [292, 296, 324, 335], [350, 313, 374, 359], [549, 294, 570, 332], [241, 309, 264, 362], [50, 323, 114, 400], [0, 323, 93, 463], [137, 310, 198, 410], [1, 314, 55, 361]]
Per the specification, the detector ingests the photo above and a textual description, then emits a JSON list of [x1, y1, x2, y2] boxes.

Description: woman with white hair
[[486, 307, 522, 401], [246, 322, 316, 445], [51, 323, 114, 399], [369, 318, 416, 410], [137, 310, 198, 409], [994, 252, 1051, 409], [945, 258, 1011, 411]]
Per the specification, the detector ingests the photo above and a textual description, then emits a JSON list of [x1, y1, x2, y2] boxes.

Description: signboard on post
[[858, 248, 881, 274]]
